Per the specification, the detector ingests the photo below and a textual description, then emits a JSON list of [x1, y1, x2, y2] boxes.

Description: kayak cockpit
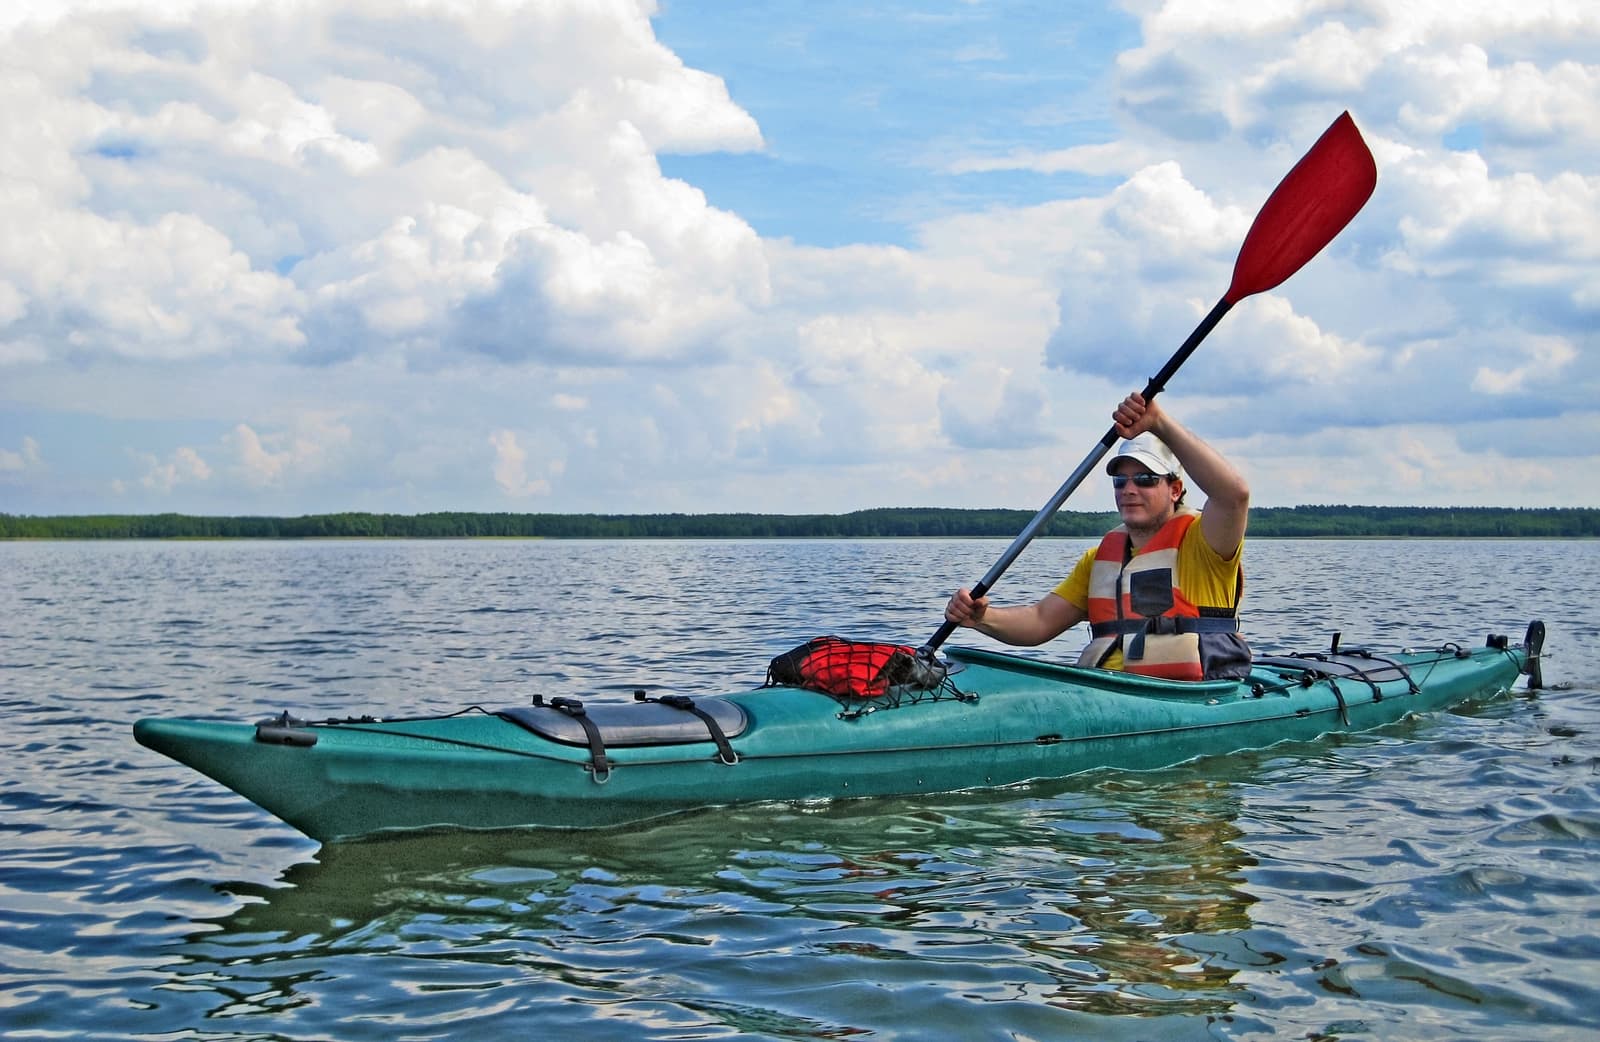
[[944, 645, 1244, 697]]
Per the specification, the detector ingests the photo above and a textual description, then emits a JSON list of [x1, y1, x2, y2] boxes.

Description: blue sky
[[2, 0, 1596, 516], [653, 2, 1139, 246]]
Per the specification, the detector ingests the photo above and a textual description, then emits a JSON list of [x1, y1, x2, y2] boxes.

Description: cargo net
[[764, 636, 973, 718]]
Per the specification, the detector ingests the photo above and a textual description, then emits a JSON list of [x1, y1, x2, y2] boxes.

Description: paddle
[[921, 111, 1378, 656]]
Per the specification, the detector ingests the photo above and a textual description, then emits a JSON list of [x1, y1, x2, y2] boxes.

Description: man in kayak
[[944, 392, 1252, 680]]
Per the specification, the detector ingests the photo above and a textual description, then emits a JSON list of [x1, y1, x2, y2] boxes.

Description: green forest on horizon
[[3, 505, 1597, 539]]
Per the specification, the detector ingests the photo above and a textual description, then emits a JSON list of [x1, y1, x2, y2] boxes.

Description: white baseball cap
[[1106, 433, 1182, 479]]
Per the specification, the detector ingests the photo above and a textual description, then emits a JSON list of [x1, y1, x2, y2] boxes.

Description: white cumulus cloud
[[489, 428, 558, 498], [0, 435, 43, 471], [1, 0, 768, 371], [137, 445, 211, 492]]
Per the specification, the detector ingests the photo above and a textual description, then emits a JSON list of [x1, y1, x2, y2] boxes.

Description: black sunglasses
[[1111, 473, 1169, 489]]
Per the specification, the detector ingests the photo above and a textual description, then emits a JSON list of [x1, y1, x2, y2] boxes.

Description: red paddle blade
[[1225, 112, 1377, 303]]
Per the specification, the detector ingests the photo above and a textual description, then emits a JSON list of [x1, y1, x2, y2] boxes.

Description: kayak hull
[[134, 634, 1536, 841]]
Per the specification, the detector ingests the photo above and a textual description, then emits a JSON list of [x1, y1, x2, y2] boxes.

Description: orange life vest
[[1076, 511, 1248, 681]]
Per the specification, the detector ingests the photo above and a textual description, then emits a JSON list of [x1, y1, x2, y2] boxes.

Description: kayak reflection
[[166, 775, 1263, 1032]]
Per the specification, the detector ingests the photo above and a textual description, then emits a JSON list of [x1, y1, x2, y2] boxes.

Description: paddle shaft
[[920, 297, 1233, 654]]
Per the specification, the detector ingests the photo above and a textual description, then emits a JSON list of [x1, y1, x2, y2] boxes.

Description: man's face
[[1111, 460, 1179, 528]]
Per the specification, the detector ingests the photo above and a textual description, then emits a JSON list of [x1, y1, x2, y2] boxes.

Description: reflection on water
[[2, 538, 1597, 1041], [174, 775, 1258, 1038]]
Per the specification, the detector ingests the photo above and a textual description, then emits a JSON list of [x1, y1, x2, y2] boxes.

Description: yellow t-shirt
[[1052, 519, 1243, 670]]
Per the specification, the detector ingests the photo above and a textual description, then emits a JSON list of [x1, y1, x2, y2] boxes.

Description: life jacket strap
[[1089, 614, 1241, 639]]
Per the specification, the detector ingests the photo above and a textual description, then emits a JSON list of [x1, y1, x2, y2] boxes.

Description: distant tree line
[[2, 506, 1597, 539]]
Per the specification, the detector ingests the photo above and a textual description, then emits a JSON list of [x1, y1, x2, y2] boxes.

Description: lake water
[[3, 537, 1597, 1041]]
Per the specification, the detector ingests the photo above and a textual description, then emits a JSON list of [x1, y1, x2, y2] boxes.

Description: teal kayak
[[135, 623, 1543, 842]]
